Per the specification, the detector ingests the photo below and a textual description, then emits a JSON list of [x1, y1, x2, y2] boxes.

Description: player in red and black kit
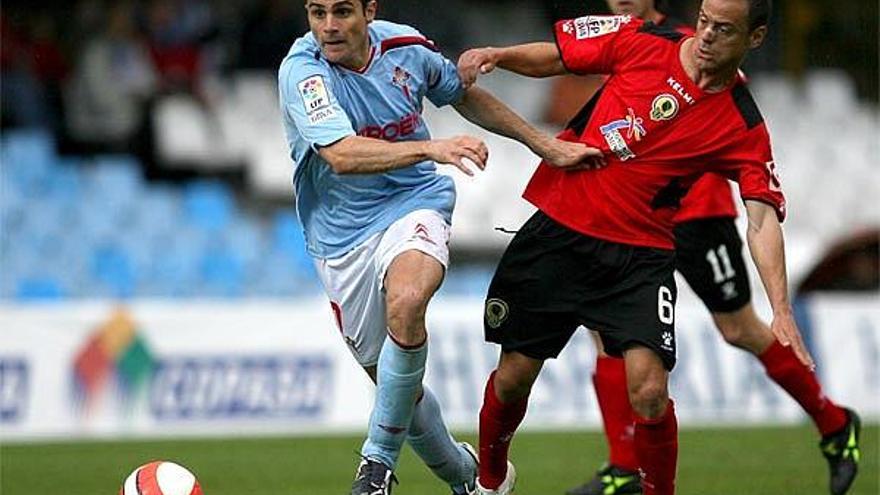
[[457, 0, 862, 494], [556, 1, 861, 495]]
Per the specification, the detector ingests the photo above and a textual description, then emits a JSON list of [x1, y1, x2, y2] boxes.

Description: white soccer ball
[[119, 461, 203, 495]]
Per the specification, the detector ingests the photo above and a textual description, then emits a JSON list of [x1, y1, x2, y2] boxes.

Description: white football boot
[[476, 461, 516, 495]]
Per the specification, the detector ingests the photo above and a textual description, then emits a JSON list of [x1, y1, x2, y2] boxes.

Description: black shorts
[[674, 217, 751, 313], [484, 211, 678, 370]]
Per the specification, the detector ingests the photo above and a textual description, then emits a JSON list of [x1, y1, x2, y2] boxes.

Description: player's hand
[[770, 309, 815, 369], [457, 48, 497, 89], [538, 139, 607, 170], [427, 135, 488, 176]]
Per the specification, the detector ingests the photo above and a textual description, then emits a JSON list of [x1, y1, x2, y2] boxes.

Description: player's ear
[[748, 25, 767, 50], [364, 0, 377, 23]]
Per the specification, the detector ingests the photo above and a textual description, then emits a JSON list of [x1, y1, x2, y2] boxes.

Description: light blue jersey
[[278, 20, 464, 258]]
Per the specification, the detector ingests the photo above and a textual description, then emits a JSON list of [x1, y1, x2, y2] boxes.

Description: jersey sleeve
[[278, 56, 355, 150], [726, 125, 787, 221], [423, 44, 465, 107], [553, 15, 638, 75]]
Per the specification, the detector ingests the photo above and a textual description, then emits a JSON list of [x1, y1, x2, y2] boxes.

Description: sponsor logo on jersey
[[603, 130, 635, 161], [572, 15, 631, 40], [651, 94, 680, 121], [661, 331, 674, 352], [600, 108, 645, 161], [485, 298, 510, 329], [412, 223, 436, 246], [298, 75, 336, 123], [666, 76, 695, 105], [358, 112, 421, 142]]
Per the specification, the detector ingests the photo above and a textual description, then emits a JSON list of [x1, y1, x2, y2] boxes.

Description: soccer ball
[[120, 461, 203, 495]]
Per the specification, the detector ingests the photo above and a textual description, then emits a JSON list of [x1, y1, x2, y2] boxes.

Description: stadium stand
[[1, 70, 877, 301]]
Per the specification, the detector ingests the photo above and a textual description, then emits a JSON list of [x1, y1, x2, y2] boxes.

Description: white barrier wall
[[0, 293, 877, 441]]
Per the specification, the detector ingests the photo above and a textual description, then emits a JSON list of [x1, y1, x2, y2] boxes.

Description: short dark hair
[[747, 0, 772, 30]]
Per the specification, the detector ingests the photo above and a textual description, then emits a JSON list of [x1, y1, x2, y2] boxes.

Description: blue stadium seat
[[91, 243, 136, 298], [183, 180, 234, 232], [441, 265, 494, 296], [87, 156, 144, 200], [140, 231, 203, 297], [271, 210, 314, 275], [47, 158, 85, 202], [222, 219, 264, 268], [0, 130, 58, 196], [15, 276, 65, 300], [133, 185, 183, 239], [252, 251, 306, 297], [199, 243, 245, 297]]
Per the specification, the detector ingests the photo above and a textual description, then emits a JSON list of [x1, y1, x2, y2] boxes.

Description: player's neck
[[679, 38, 738, 93], [340, 40, 373, 71]]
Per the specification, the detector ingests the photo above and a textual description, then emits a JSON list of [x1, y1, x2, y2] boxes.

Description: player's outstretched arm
[[457, 43, 565, 88], [318, 135, 487, 176], [745, 200, 815, 369], [453, 85, 604, 170]]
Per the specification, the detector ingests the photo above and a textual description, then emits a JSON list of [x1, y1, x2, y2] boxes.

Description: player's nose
[[319, 16, 340, 34]]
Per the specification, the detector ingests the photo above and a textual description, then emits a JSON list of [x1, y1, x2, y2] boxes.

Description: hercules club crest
[[485, 298, 510, 329], [651, 94, 679, 121]]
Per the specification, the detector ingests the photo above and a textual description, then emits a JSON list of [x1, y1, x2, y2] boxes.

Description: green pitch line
[[2, 425, 877, 494]]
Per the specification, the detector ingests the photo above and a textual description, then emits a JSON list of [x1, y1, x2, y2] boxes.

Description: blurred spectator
[[64, 2, 158, 148], [142, 0, 219, 94], [237, 0, 305, 70], [802, 0, 878, 100], [379, 0, 467, 55], [1, 11, 69, 130], [797, 230, 880, 294]]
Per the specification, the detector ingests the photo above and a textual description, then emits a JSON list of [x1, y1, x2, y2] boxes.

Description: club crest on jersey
[[485, 298, 509, 329], [392, 66, 413, 102], [599, 108, 645, 161], [651, 94, 679, 121], [298, 75, 336, 123], [568, 15, 631, 40]]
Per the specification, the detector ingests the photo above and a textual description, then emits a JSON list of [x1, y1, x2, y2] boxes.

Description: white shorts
[[314, 209, 451, 367]]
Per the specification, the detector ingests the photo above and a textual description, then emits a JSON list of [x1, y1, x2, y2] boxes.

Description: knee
[[716, 317, 749, 349], [493, 366, 536, 403], [628, 378, 669, 419], [386, 288, 429, 343]]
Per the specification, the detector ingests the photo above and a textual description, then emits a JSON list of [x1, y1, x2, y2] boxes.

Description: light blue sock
[[362, 337, 427, 469], [408, 387, 477, 494]]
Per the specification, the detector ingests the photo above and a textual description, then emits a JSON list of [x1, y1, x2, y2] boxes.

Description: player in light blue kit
[[279, 1, 604, 493]]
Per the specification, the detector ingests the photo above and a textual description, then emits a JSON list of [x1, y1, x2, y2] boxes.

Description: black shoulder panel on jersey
[[660, 16, 690, 32], [732, 83, 764, 129], [651, 178, 691, 210], [637, 21, 686, 42], [566, 86, 605, 136]]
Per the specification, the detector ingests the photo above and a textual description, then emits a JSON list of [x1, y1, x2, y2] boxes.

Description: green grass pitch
[[2, 424, 877, 494]]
